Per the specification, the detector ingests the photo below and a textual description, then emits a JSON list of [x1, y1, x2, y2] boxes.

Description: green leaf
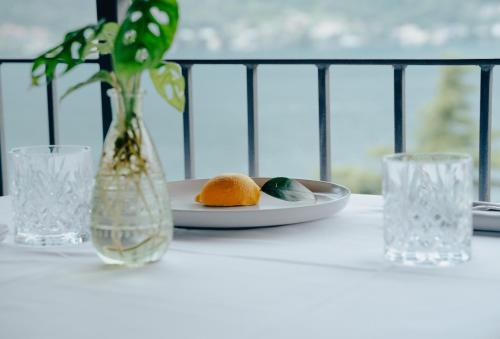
[[31, 20, 108, 86], [114, 0, 179, 78], [261, 177, 316, 202], [149, 62, 185, 112], [60, 70, 114, 100], [83, 22, 119, 56]]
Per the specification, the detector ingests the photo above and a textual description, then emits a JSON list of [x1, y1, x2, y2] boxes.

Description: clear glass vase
[[90, 89, 173, 266]]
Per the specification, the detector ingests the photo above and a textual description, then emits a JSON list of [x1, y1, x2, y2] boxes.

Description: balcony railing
[[0, 57, 499, 201]]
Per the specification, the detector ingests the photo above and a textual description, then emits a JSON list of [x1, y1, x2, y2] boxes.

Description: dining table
[[1, 193, 500, 339]]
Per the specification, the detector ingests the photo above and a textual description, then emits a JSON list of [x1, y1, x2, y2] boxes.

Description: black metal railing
[[0, 57, 499, 201]]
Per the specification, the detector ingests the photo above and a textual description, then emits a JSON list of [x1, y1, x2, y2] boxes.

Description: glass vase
[[90, 89, 173, 266]]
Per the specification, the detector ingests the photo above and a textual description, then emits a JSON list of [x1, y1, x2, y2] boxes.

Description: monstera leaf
[[83, 22, 119, 56], [60, 70, 114, 100], [31, 20, 111, 86], [113, 0, 179, 78], [149, 62, 185, 111]]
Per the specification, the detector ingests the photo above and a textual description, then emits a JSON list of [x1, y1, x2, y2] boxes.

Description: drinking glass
[[10, 146, 93, 246], [382, 153, 472, 266]]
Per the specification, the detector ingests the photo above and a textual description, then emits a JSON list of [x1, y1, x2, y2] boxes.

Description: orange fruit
[[195, 173, 261, 206]]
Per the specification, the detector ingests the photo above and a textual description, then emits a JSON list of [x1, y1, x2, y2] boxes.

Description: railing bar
[[479, 65, 493, 201], [393, 65, 406, 153], [96, 0, 117, 140], [317, 65, 331, 182], [0, 65, 7, 195], [246, 65, 259, 177], [146, 59, 500, 66], [181, 65, 195, 179], [0, 59, 100, 64], [46, 77, 59, 145], [8, 58, 500, 66], [167, 59, 500, 66], [98, 72, 113, 140]]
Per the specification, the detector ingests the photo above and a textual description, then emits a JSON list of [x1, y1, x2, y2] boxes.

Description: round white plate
[[169, 178, 350, 229]]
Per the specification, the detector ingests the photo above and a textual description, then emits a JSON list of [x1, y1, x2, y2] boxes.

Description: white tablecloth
[[1, 194, 500, 339]]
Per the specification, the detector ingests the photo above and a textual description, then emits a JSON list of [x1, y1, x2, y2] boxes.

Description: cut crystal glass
[[383, 153, 473, 266], [10, 145, 93, 246]]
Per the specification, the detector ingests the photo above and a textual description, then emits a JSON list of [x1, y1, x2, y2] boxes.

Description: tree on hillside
[[416, 66, 475, 153], [333, 66, 480, 194]]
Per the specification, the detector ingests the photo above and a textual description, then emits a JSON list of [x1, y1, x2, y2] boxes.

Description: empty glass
[[382, 153, 473, 266], [10, 146, 93, 246]]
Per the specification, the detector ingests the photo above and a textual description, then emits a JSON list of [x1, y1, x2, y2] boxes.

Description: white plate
[[169, 178, 350, 229]]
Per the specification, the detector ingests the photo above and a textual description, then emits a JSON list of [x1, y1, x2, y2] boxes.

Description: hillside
[[1, 0, 500, 57]]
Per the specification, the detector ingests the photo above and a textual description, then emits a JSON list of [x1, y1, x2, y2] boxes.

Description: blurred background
[[2, 0, 500, 198]]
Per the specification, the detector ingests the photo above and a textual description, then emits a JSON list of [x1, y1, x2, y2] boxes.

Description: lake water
[[3, 44, 500, 198]]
